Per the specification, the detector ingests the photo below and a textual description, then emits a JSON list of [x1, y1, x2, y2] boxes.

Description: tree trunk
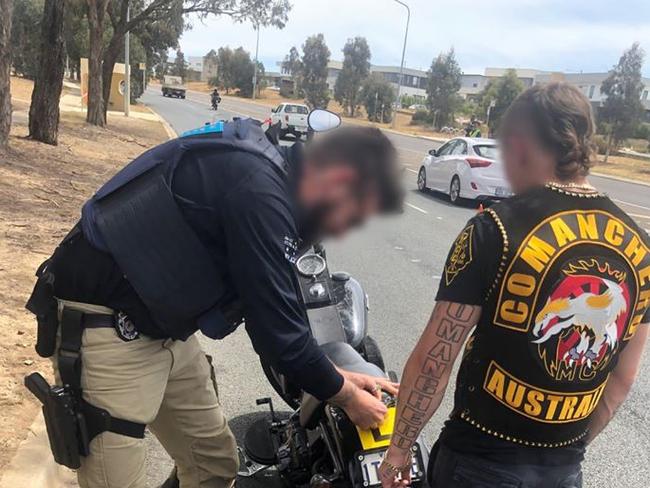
[[0, 0, 13, 148], [28, 0, 66, 145], [604, 130, 613, 164], [86, 0, 109, 126], [100, 38, 122, 118]]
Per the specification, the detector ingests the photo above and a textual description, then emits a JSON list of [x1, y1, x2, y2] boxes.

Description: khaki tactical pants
[[53, 301, 239, 488]]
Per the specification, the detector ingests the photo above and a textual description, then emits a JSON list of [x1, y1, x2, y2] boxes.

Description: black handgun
[[25, 373, 82, 469]]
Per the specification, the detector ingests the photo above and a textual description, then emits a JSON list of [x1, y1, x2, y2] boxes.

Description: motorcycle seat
[[300, 341, 385, 428], [322, 342, 385, 377]]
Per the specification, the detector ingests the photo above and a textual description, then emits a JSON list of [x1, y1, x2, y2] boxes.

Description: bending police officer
[[27, 118, 404, 488]]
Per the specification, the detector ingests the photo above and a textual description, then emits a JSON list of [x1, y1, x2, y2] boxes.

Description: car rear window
[[293, 105, 309, 114], [474, 145, 498, 159]]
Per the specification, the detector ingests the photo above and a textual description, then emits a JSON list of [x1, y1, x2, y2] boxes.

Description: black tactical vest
[[453, 184, 650, 447], [80, 118, 288, 340]]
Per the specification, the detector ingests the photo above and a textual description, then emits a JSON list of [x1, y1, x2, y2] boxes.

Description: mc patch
[[444, 224, 474, 285]]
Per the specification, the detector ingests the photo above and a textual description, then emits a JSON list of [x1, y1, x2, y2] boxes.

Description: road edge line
[[0, 415, 77, 488], [591, 171, 650, 188], [143, 104, 178, 140]]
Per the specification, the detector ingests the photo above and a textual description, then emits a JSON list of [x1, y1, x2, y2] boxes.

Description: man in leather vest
[[33, 119, 403, 488], [379, 83, 650, 487]]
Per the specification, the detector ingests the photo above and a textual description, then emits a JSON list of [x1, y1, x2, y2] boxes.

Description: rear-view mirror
[[308, 109, 341, 132]]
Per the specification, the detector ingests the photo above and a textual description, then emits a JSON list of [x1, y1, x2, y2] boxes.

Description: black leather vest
[[454, 185, 650, 447]]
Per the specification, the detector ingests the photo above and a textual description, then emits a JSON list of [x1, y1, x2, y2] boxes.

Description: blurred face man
[[297, 127, 403, 240]]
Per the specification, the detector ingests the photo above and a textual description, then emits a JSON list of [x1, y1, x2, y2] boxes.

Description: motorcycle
[[161, 110, 429, 488], [237, 244, 429, 488]]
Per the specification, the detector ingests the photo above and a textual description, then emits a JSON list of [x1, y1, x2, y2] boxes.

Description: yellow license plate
[[356, 406, 396, 450]]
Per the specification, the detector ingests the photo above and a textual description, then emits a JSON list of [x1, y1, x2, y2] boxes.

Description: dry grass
[[9, 76, 34, 102], [592, 154, 650, 183], [0, 95, 166, 471]]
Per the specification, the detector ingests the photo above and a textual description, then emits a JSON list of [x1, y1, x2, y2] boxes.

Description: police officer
[[30, 119, 403, 488], [379, 83, 650, 487]]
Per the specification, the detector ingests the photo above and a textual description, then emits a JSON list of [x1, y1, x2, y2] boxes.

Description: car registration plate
[[495, 186, 509, 197], [359, 449, 422, 486]]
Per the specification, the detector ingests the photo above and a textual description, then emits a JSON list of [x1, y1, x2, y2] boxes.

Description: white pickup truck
[[271, 103, 310, 139]]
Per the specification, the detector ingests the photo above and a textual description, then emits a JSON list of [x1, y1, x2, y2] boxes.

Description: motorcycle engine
[[277, 415, 312, 485]]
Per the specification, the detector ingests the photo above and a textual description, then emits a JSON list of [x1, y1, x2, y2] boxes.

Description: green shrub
[[632, 123, 650, 141], [411, 109, 433, 125], [592, 134, 609, 154]]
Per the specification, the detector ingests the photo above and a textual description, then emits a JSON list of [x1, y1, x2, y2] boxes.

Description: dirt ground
[[0, 81, 167, 472]]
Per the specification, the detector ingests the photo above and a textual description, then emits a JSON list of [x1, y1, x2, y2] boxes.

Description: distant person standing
[[379, 83, 650, 488], [464, 118, 481, 138], [469, 120, 482, 138]]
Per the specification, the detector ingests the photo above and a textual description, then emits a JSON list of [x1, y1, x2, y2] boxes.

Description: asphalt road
[[140, 88, 650, 488]]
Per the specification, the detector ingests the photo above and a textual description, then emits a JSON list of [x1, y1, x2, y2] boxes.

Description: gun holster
[[24, 257, 146, 469]]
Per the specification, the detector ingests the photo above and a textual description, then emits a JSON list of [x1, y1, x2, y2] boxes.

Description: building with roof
[[534, 71, 650, 114]]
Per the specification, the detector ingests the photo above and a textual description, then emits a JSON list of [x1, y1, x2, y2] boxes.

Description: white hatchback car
[[417, 137, 512, 204]]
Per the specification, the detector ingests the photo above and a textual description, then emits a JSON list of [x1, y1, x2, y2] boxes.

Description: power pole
[[391, 0, 410, 128], [252, 23, 260, 99], [123, 1, 130, 116]]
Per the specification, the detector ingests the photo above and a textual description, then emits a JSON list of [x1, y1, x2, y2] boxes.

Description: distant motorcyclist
[[211, 88, 221, 110]]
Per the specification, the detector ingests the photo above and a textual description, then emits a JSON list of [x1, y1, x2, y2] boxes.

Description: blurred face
[[500, 132, 529, 194], [298, 162, 379, 241], [500, 129, 553, 195]]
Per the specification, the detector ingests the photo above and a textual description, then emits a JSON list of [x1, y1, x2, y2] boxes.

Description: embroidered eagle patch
[[444, 224, 474, 285]]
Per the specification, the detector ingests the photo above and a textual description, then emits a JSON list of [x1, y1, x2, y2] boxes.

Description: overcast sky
[[178, 0, 650, 76]]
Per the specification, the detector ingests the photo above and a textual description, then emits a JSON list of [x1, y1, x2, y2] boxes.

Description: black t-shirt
[[48, 143, 344, 401], [436, 211, 503, 306]]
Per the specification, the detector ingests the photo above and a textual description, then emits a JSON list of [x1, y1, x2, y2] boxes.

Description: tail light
[[466, 157, 492, 168], [285, 115, 289, 122]]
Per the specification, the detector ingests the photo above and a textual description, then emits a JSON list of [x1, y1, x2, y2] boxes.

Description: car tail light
[[466, 157, 492, 168], [471, 182, 478, 190], [285, 115, 289, 122]]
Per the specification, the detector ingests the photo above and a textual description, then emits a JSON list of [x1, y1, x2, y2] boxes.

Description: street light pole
[[391, 0, 410, 128], [252, 23, 260, 99], [124, 1, 130, 116]]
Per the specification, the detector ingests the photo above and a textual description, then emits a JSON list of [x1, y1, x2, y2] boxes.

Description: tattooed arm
[[379, 301, 481, 488]]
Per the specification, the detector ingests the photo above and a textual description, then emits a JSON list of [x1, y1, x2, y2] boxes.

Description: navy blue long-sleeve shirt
[[49, 142, 344, 401]]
